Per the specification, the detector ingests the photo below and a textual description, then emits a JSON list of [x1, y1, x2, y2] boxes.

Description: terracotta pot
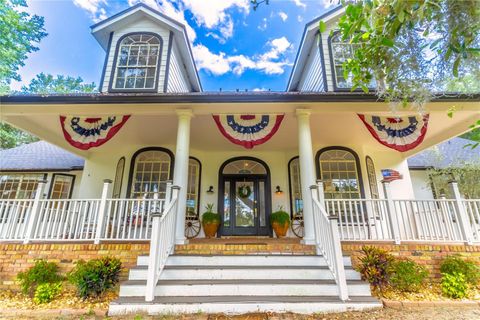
[[203, 222, 220, 238], [272, 221, 289, 238]]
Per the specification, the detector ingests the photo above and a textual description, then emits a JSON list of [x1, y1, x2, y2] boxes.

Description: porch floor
[[176, 237, 315, 255]]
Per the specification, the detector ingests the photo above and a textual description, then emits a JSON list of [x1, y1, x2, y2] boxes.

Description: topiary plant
[[355, 246, 395, 293], [270, 209, 290, 227], [201, 204, 221, 224], [390, 259, 429, 292], [440, 255, 480, 286], [17, 259, 63, 297]]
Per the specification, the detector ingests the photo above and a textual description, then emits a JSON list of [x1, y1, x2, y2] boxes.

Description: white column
[[173, 109, 193, 245], [94, 179, 112, 244], [296, 109, 316, 244]]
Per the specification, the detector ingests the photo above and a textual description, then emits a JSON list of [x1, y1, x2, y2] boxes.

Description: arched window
[[222, 159, 267, 175], [329, 32, 375, 90], [112, 157, 125, 198], [112, 33, 162, 91], [288, 157, 303, 217], [317, 147, 364, 199], [187, 157, 201, 215], [365, 156, 380, 199], [128, 148, 173, 199]]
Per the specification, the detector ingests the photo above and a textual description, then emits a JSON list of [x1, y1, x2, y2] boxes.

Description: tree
[[0, 0, 47, 88], [21, 73, 97, 94], [1, 74, 97, 149]]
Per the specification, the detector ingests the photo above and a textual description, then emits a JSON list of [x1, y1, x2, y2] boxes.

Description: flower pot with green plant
[[270, 207, 290, 238], [202, 204, 221, 238]]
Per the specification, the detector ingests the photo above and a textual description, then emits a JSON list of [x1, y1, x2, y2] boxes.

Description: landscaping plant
[[17, 259, 62, 296], [68, 257, 122, 299], [270, 207, 290, 238], [390, 259, 429, 292], [356, 246, 395, 292], [440, 255, 480, 286], [33, 282, 62, 304], [441, 272, 468, 299]]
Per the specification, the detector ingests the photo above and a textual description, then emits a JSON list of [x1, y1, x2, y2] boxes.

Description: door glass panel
[[235, 181, 255, 227], [224, 181, 230, 227], [259, 181, 266, 227]]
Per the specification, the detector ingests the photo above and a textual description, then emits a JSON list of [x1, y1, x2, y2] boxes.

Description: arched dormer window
[[111, 33, 162, 91], [328, 32, 375, 91]]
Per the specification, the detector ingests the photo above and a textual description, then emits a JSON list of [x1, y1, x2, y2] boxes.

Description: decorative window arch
[[288, 157, 303, 217], [365, 156, 380, 199], [316, 147, 365, 199], [112, 157, 125, 198], [127, 147, 174, 199], [187, 157, 201, 215], [110, 33, 162, 92], [328, 31, 375, 91], [221, 158, 268, 175]]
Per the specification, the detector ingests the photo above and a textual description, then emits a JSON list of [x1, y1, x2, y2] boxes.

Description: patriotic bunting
[[213, 114, 284, 149], [60, 115, 130, 150], [358, 114, 429, 152]]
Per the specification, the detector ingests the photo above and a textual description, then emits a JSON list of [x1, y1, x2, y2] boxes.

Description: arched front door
[[218, 157, 272, 236]]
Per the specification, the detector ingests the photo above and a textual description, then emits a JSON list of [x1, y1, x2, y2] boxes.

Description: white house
[[1, 4, 479, 315]]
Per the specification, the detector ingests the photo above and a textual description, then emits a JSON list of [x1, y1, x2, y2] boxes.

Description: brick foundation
[[342, 242, 480, 280], [1, 241, 478, 291]]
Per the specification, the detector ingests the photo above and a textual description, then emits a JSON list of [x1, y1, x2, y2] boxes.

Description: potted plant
[[201, 204, 221, 238], [270, 207, 290, 238]]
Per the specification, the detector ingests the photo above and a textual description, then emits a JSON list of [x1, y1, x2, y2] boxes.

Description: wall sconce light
[[207, 186, 214, 194], [275, 186, 283, 195]]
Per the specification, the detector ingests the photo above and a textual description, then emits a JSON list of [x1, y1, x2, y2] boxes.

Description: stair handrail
[[145, 184, 180, 302], [310, 183, 349, 301]]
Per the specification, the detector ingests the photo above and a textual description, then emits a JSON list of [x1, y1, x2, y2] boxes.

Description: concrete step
[[118, 279, 371, 297], [109, 296, 382, 315], [128, 265, 362, 281], [137, 254, 353, 267]]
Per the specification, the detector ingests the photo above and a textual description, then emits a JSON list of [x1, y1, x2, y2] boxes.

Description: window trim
[[48, 173, 76, 199], [126, 147, 175, 198], [108, 32, 163, 93], [328, 30, 368, 92], [188, 156, 202, 215], [112, 157, 125, 198], [315, 146, 366, 199], [287, 156, 302, 218], [0, 173, 47, 199], [365, 156, 380, 199]]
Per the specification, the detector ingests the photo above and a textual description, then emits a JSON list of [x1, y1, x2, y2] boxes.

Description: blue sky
[[13, 0, 337, 92]]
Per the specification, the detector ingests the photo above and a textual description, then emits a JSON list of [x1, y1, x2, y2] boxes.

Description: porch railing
[[145, 184, 179, 302], [310, 183, 349, 301]]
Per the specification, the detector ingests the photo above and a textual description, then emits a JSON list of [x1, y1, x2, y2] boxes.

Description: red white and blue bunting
[[358, 114, 429, 152], [60, 115, 130, 150], [213, 114, 284, 149]]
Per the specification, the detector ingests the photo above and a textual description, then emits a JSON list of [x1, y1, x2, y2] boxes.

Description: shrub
[[270, 209, 290, 227], [33, 282, 62, 304], [440, 255, 480, 285], [356, 246, 395, 291], [68, 257, 122, 299], [441, 272, 468, 299], [202, 204, 220, 224], [390, 259, 429, 292], [17, 259, 62, 296]]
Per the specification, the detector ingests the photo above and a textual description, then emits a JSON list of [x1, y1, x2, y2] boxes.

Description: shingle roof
[[408, 137, 480, 169], [0, 141, 84, 171]]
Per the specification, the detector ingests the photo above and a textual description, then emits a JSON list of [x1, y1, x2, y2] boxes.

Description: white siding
[[166, 39, 191, 93], [101, 18, 171, 93], [410, 170, 435, 199], [297, 34, 326, 92], [320, 17, 340, 92]]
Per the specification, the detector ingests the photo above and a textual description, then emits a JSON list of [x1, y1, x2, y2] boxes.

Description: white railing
[[0, 199, 34, 241], [310, 184, 349, 301], [145, 184, 180, 302], [464, 200, 480, 242]]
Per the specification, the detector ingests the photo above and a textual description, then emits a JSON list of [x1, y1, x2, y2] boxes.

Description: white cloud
[[73, 0, 107, 22], [278, 12, 288, 22], [258, 17, 267, 31], [322, 0, 340, 9], [253, 88, 269, 92], [297, 15, 303, 22], [291, 0, 306, 9], [193, 37, 293, 76]]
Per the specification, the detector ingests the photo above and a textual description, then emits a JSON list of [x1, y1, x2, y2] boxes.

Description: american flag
[[381, 169, 403, 182]]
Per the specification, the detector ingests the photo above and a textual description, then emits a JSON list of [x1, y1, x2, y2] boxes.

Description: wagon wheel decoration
[[291, 212, 304, 238], [185, 211, 201, 239]]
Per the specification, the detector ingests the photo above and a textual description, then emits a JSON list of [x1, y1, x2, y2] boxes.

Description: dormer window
[[111, 33, 162, 91], [329, 32, 375, 91]]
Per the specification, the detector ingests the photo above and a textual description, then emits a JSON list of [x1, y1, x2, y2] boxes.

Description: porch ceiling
[[2, 100, 478, 157]]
